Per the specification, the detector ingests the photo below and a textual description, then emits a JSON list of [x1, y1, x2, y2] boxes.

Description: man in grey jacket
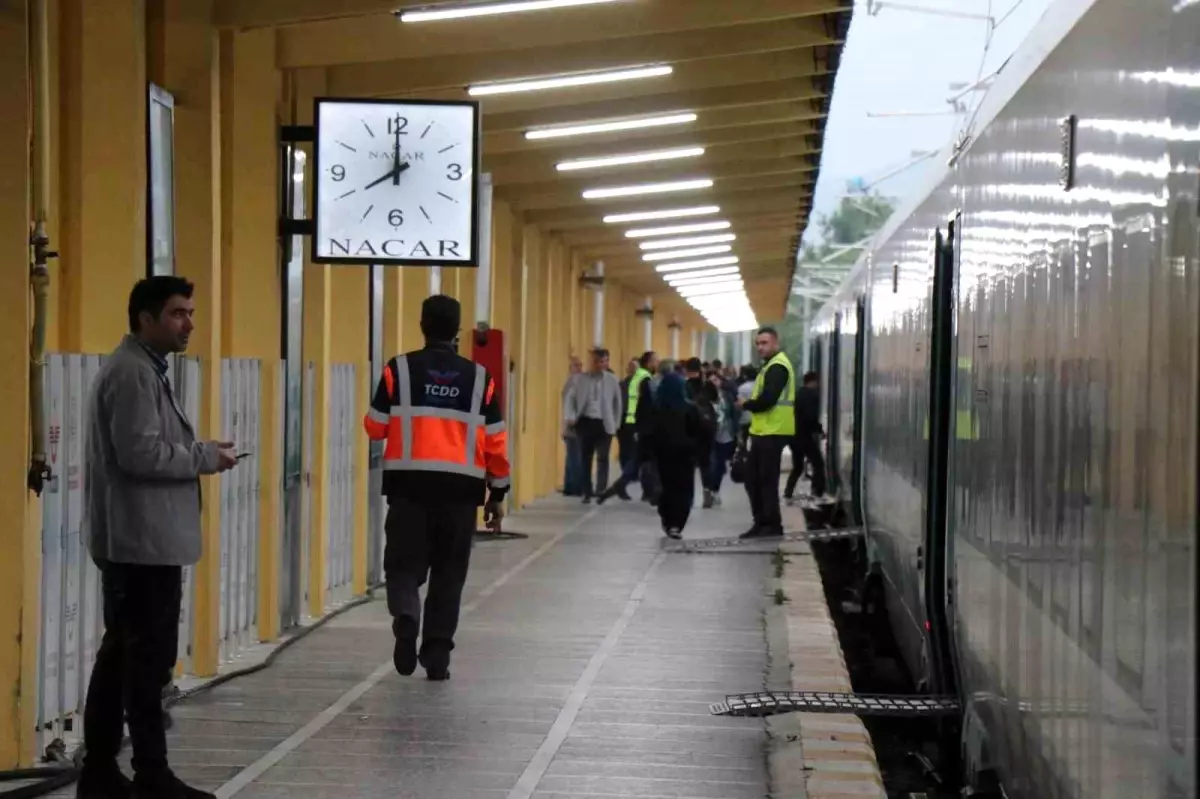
[[78, 276, 238, 799], [564, 347, 622, 503]]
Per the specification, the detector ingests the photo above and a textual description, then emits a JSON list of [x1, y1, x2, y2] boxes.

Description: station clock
[[311, 97, 481, 267]]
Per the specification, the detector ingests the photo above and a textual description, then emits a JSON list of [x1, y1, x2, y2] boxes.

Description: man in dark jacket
[[683, 357, 717, 504], [784, 371, 829, 502]]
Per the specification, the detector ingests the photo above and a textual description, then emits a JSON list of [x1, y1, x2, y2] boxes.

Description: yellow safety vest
[[749, 352, 795, 437], [626, 368, 650, 425]]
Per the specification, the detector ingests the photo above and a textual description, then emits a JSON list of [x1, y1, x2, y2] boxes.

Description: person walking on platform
[[363, 295, 511, 681], [598, 351, 658, 505], [564, 347, 623, 503], [80, 276, 240, 799], [683, 357, 718, 507], [561, 356, 583, 497], [784, 371, 831, 505], [640, 372, 708, 539], [735, 328, 795, 539]]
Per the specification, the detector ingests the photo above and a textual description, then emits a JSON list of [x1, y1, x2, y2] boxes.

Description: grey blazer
[[84, 336, 221, 566]]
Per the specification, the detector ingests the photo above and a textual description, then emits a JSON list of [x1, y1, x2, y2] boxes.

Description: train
[[807, 0, 1197, 796]]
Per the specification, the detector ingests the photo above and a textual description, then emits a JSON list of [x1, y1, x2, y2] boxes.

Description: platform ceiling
[[217, 0, 852, 324]]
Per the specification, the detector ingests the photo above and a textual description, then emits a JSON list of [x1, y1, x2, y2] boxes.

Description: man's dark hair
[[685, 357, 702, 373], [638, 351, 657, 368], [803, 371, 819, 384], [739, 364, 758, 382], [592, 347, 610, 359], [712, 359, 723, 369], [128, 276, 194, 332], [420, 294, 461, 342], [757, 326, 779, 339]]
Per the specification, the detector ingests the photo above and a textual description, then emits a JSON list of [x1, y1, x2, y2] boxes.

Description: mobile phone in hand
[[236, 452, 252, 460]]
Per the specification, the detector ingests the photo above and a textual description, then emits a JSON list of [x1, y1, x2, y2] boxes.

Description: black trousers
[[658, 458, 696, 531], [745, 434, 789, 531], [785, 431, 827, 497], [384, 498, 476, 657], [83, 560, 182, 778], [575, 417, 611, 497]]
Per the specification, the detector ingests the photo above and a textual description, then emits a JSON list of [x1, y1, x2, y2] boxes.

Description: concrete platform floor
[[55, 485, 785, 799]]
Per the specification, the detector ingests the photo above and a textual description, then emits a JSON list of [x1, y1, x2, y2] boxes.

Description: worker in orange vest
[[363, 295, 511, 681]]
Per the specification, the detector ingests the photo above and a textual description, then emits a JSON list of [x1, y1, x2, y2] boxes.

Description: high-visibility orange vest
[[364, 346, 511, 504]]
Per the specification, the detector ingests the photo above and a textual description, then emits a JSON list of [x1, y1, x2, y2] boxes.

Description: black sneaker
[[739, 526, 762, 539], [393, 635, 417, 676], [132, 771, 214, 799], [420, 647, 451, 682], [77, 765, 132, 799], [582, 495, 592, 505], [702, 490, 714, 509], [617, 489, 632, 501]]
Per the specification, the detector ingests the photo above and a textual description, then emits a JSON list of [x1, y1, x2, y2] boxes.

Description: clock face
[[312, 98, 479, 266]]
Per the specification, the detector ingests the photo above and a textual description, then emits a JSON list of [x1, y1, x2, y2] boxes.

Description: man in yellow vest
[[599, 350, 659, 504], [734, 326, 795, 539]]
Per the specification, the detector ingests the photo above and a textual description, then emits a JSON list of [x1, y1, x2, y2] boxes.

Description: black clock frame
[[310, 96, 483, 268]]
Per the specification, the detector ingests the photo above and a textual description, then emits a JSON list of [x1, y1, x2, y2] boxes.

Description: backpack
[[729, 440, 748, 484]]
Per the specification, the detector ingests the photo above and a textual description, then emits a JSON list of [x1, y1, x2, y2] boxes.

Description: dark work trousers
[[744, 434, 789, 532], [784, 431, 827, 497], [384, 497, 476, 658], [563, 435, 584, 496], [604, 425, 640, 497], [82, 560, 182, 779], [709, 439, 736, 492], [575, 417, 612, 498], [657, 458, 696, 531]]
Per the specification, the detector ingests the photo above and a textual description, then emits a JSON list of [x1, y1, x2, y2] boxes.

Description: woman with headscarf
[[638, 372, 707, 539]]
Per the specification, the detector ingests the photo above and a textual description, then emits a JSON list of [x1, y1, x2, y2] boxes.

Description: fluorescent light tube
[[603, 204, 717, 224], [625, 220, 730, 238], [583, 178, 711, 200], [664, 267, 741, 282], [676, 282, 745, 297], [655, 256, 739, 273], [400, 0, 622, 23], [642, 245, 732, 262], [557, 146, 704, 172], [470, 64, 671, 97], [667, 272, 743, 287], [527, 112, 697, 141], [640, 233, 735, 250]]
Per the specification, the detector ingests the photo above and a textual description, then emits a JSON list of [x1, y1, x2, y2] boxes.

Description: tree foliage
[[762, 184, 896, 366]]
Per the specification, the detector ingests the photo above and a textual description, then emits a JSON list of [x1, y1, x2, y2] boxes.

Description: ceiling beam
[[275, 0, 848, 69], [484, 104, 824, 155], [481, 80, 824, 134], [525, 187, 812, 230], [489, 142, 819, 185], [507, 173, 816, 212], [325, 17, 833, 96]]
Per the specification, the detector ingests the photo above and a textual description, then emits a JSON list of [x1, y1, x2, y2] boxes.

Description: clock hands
[[363, 161, 410, 191]]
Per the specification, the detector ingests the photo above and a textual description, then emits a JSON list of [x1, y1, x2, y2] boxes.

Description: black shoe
[[666, 528, 683, 540], [393, 635, 417, 676], [132, 771, 214, 799], [739, 526, 762, 539], [582, 495, 592, 505], [702, 490, 714, 509], [758, 526, 784, 538], [419, 646, 451, 682], [425, 666, 450, 681], [617, 489, 632, 501], [77, 765, 133, 799]]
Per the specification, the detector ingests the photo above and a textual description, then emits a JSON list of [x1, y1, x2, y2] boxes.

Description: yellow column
[[329, 269, 369, 595], [153, 0, 224, 676], [59, 0, 146, 352], [0, 0, 36, 768], [295, 68, 331, 617], [219, 27, 282, 640], [382, 269, 404, 361], [401, 268, 428, 349]]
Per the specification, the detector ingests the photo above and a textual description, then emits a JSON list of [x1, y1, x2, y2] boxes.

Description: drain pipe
[[640, 297, 653, 352], [28, 0, 56, 495], [591, 261, 604, 348], [668, 317, 680, 360]]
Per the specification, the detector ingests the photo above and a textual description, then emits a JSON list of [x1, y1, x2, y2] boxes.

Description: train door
[[850, 297, 867, 525], [366, 267, 385, 586], [923, 218, 960, 697], [826, 316, 842, 496]]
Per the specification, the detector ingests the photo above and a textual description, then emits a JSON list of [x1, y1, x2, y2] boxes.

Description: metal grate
[[711, 691, 961, 718], [666, 528, 864, 553]]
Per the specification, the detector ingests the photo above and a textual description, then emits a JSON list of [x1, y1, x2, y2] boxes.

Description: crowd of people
[[560, 328, 834, 540]]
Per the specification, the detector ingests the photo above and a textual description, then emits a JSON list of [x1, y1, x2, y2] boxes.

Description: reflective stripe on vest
[[749, 352, 796, 437], [625, 368, 651, 424], [382, 356, 491, 479]]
